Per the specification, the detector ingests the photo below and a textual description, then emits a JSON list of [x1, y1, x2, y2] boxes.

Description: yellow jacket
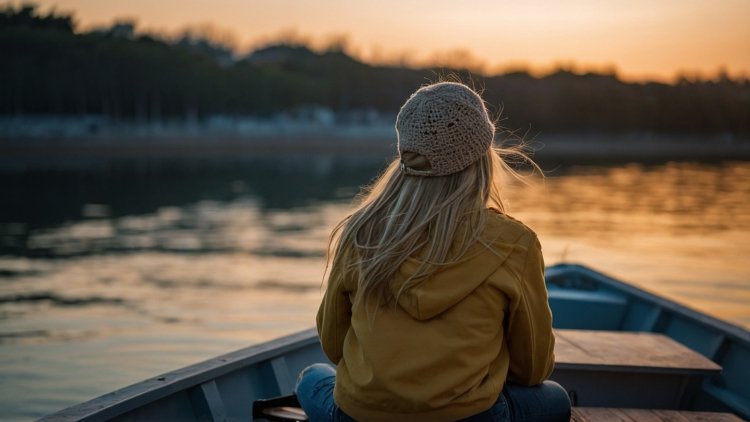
[[317, 209, 555, 421]]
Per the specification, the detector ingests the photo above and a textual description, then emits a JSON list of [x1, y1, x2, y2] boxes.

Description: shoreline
[[2, 135, 750, 165]]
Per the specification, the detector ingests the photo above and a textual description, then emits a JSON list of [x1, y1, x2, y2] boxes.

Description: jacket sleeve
[[505, 232, 556, 386], [316, 249, 354, 364]]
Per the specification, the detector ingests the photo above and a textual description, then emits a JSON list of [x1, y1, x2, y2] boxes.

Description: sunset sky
[[22, 0, 750, 82]]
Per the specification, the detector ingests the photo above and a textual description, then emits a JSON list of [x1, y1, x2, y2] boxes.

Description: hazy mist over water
[[0, 155, 748, 420]]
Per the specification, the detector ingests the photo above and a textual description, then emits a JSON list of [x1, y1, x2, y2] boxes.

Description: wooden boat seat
[[571, 407, 743, 421], [253, 394, 308, 421], [553, 329, 722, 408]]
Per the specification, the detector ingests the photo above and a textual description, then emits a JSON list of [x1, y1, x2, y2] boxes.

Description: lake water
[[0, 156, 748, 420]]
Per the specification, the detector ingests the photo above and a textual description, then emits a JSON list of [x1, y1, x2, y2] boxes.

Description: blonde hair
[[326, 144, 537, 312]]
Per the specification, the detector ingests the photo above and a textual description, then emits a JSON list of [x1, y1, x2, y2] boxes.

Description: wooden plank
[[572, 407, 629, 421], [609, 408, 663, 422], [571, 408, 744, 422], [555, 329, 721, 374], [263, 407, 308, 420], [652, 409, 744, 422], [681, 411, 746, 421], [650, 409, 692, 421]]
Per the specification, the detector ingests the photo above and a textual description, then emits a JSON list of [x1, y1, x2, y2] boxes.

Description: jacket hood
[[389, 214, 525, 320]]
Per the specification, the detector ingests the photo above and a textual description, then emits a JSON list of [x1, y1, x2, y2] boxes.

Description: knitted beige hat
[[396, 82, 495, 176]]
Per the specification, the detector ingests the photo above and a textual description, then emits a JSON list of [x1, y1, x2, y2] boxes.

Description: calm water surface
[[0, 157, 748, 420]]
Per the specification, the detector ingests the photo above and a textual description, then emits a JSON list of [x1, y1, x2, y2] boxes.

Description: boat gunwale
[[550, 264, 750, 419], [40, 328, 319, 421], [547, 263, 750, 346]]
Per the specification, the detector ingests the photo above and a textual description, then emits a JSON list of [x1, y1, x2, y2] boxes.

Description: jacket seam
[[517, 231, 537, 382]]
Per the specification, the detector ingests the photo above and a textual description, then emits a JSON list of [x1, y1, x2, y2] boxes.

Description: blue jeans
[[295, 363, 571, 422]]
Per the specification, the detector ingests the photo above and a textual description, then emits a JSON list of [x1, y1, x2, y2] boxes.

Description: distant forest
[[2, 4, 749, 136]]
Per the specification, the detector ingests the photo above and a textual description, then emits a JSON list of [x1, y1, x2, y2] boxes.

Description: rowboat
[[42, 264, 749, 421]]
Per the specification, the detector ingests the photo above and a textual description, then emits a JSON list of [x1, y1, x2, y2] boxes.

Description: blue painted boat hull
[[41, 264, 750, 421]]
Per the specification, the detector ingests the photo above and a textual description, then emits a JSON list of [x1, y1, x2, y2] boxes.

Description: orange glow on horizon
[[15, 0, 750, 83]]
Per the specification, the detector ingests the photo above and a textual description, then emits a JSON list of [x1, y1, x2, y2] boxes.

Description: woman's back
[[319, 209, 555, 421]]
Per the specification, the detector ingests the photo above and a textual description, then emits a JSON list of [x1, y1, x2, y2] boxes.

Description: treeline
[[2, 4, 749, 136]]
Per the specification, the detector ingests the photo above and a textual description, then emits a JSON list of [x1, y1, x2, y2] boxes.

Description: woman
[[296, 81, 571, 421]]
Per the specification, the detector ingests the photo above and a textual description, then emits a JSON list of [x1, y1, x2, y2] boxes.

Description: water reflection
[[524, 162, 748, 238], [506, 162, 750, 332]]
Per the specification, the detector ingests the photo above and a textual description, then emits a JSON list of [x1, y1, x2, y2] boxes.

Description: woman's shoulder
[[483, 208, 538, 245], [480, 209, 542, 282]]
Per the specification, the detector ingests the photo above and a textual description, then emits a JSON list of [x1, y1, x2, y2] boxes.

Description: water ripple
[[0, 292, 125, 307]]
